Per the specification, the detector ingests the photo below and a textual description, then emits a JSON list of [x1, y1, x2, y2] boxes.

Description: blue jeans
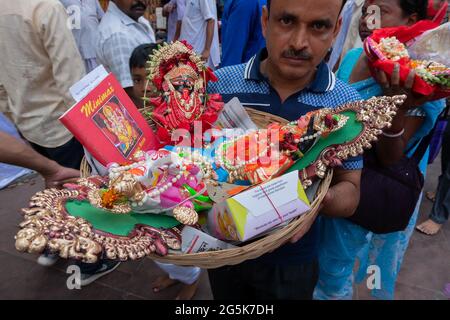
[[430, 123, 449, 225], [314, 217, 369, 300], [315, 195, 422, 300]]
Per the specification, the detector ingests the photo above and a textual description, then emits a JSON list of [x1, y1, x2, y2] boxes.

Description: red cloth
[[364, 21, 450, 100], [428, 1, 449, 23]]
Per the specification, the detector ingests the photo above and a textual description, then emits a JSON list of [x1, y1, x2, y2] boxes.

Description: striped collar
[[244, 48, 337, 93]]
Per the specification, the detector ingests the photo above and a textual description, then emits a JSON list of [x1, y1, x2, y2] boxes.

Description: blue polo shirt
[[208, 49, 363, 264]]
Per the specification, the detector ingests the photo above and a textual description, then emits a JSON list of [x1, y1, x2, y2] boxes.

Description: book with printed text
[[60, 73, 158, 166]]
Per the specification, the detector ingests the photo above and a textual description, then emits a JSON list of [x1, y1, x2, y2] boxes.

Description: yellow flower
[[101, 189, 121, 209]]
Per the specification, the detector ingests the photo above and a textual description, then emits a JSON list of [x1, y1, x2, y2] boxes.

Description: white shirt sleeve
[[199, 0, 215, 21], [176, 0, 186, 21]]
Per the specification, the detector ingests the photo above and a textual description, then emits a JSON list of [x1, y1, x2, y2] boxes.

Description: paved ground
[[0, 158, 448, 300]]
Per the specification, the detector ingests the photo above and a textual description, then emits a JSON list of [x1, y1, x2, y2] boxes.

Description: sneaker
[[37, 253, 59, 267], [80, 261, 121, 287]]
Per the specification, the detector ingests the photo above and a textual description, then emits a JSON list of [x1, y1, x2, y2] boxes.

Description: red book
[[60, 73, 159, 166]]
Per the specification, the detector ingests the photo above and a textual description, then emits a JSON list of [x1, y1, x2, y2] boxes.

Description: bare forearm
[[321, 169, 361, 218], [375, 109, 408, 165], [0, 132, 58, 176], [375, 111, 424, 167], [174, 21, 182, 41], [322, 181, 360, 217], [203, 19, 215, 52]]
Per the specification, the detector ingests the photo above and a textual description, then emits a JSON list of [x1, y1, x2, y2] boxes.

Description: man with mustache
[[96, 0, 156, 97], [207, 0, 363, 299]]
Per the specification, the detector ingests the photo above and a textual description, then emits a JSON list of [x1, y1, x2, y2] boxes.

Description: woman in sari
[[314, 0, 446, 300]]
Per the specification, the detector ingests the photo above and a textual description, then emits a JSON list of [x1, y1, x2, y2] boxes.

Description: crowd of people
[[0, 0, 448, 300]]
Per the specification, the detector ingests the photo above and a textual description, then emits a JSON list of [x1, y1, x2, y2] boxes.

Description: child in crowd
[[129, 43, 159, 108]]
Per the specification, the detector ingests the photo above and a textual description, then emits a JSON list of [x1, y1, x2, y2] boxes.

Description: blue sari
[[314, 48, 445, 300]]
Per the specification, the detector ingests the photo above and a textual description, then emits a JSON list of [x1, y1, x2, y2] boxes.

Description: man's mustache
[[282, 49, 312, 60], [131, 2, 146, 10]]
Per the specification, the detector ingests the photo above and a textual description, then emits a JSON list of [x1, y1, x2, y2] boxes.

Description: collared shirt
[[208, 49, 363, 263], [220, 0, 265, 67], [60, 0, 104, 60], [180, 0, 220, 68], [0, 0, 85, 148], [96, 1, 156, 88], [166, 0, 186, 42]]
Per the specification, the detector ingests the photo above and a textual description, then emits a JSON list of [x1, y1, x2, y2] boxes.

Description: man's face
[[114, 0, 149, 21], [262, 0, 343, 81]]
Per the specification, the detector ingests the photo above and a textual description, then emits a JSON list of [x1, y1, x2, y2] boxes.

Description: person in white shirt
[[96, 0, 155, 95], [60, 0, 105, 72], [180, 0, 220, 69], [163, 0, 186, 42]]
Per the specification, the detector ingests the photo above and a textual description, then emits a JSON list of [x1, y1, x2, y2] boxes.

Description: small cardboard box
[[207, 171, 311, 242]]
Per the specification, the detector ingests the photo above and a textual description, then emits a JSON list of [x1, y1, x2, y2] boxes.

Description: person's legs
[[208, 263, 252, 300], [314, 217, 370, 300], [427, 164, 450, 224], [441, 120, 450, 174], [417, 124, 450, 234], [153, 262, 201, 300], [29, 137, 84, 170], [250, 261, 319, 300], [208, 259, 319, 300], [362, 195, 422, 300], [78, 259, 121, 286]]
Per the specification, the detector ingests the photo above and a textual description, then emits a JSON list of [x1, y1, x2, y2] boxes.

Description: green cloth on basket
[[65, 200, 179, 236]]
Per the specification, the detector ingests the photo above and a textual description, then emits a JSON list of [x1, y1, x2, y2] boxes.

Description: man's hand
[[289, 169, 361, 243], [41, 161, 80, 189], [201, 49, 210, 62], [288, 187, 335, 244], [163, 3, 176, 16], [289, 208, 318, 243]]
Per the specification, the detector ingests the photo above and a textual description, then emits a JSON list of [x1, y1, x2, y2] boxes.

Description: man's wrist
[[36, 159, 60, 177]]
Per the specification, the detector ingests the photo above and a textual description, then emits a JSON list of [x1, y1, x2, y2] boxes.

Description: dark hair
[[129, 43, 158, 70], [266, 0, 348, 13], [399, 0, 428, 21]]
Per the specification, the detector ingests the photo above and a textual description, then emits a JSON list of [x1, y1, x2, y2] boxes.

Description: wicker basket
[[151, 171, 331, 268], [79, 108, 333, 268]]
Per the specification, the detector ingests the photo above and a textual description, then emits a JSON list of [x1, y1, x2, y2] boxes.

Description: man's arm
[[163, 0, 176, 17], [202, 19, 215, 61], [321, 168, 361, 218], [0, 132, 80, 188], [174, 21, 182, 41], [38, 1, 86, 106], [199, 0, 217, 61], [290, 167, 361, 243], [173, 0, 186, 41]]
